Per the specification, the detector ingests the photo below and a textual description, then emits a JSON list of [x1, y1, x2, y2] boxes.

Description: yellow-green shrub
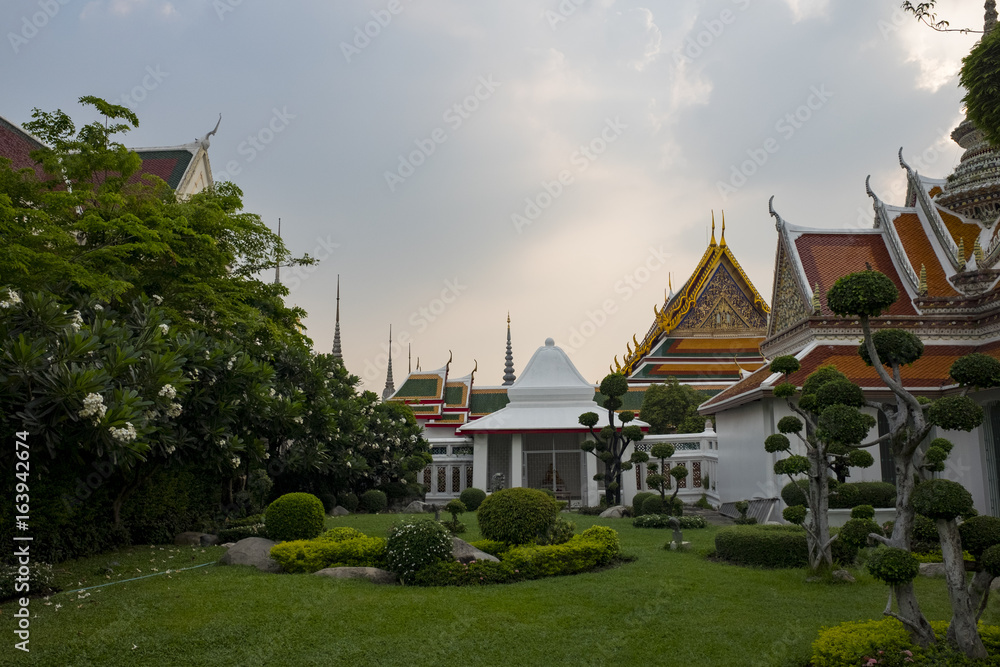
[[501, 526, 620, 578], [316, 527, 366, 543], [270, 536, 387, 574], [811, 618, 1000, 666]]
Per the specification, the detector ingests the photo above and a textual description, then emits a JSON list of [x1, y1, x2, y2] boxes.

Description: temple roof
[[617, 214, 769, 385]]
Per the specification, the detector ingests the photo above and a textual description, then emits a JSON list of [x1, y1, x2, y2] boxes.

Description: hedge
[[715, 525, 809, 568], [781, 480, 895, 509], [502, 526, 620, 579], [410, 560, 525, 586], [811, 619, 1000, 667], [632, 515, 708, 529], [269, 536, 388, 573]]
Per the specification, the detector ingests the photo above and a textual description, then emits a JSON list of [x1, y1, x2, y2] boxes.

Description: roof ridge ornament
[[710, 211, 717, 246], [720, 211, 727, 247], [198, 114, 221, 150], [768, 195, 783, 230], [898, 147, 914, 175]]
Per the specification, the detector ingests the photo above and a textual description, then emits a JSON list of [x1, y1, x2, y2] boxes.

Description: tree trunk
[[938, 519, 987, 658], [806, 446, 833, 572], [887, 454, 936, 647]]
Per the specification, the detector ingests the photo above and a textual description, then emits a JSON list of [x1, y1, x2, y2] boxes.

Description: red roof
[[0, 117, 45, 179], [892, 213, 959, 298], [795, 233, 917, 316]]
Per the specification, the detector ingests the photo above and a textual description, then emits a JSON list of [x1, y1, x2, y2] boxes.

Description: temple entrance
[[522, 433, 584, 504]]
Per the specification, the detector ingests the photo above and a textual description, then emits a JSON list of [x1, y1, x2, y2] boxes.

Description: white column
[[472, 433, 488, 491], [622, 458, 638, 505], [585, 450, 600, 506], [510, 433, 523, 488]]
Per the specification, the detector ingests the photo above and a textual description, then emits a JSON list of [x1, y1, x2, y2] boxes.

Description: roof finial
[[668, 272, 673, 297], [331, 274, 343, 359], [768, 196, 783, 230], [445, 350, 453, 376], [720, 211, 727, 247], [382, 325, 395, 401], [471, 359, 478, 384], [198, 114, 221, 150], [503, 313, 516, 385], [974, 238, 985, 263], [416, 356, 420, 371], [987, 0, 997, 34], [408, 343, 411, 374], [811, 283, 822, 313], [958, 238, 967, 269], [710, 211, 717, 246], [918, 264, 928, 296]]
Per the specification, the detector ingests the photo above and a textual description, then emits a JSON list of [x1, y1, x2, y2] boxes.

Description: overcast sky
[[1, 0, 988, 392]]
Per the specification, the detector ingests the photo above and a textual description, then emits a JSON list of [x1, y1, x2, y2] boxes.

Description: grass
[[3, 513, 997, 666]]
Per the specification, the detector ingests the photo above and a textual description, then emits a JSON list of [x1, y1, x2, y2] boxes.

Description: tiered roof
[[615, 214, 770, 392]]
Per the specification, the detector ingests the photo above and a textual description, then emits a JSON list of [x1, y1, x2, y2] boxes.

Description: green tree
[[639, 378, 707, 434], [827, 269, 1000, 656], [644, 442, 688, 512], [580, 374, 646, 507]]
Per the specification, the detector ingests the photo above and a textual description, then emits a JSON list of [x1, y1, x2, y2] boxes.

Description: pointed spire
[[502, 312, 516, 385], [918, 264, 928, 296], [958, 238, 967, 269], [331, 274, 343, 360], [668, 272, 673, 298], [416, 357, 421, 371], [381, 325, 395, 401], [710, 211, 717, 246], [720, 211, 727, 247], [408, 344, 412, 374], [274, 218, 282, 285], [974, 238, 985, 263]]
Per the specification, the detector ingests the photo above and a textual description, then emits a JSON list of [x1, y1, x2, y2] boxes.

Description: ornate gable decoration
[[767, 239, 811, 337], [674, 264, 767, 331]]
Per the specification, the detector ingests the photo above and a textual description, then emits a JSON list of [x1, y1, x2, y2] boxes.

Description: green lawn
[[3, 513, 995, 666]]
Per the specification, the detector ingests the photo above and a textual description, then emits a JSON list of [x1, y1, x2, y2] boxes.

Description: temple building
[[701, 114, 1000, 514], [606, 214, 771, 412]]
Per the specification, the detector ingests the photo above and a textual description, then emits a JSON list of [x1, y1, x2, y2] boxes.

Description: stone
[[668, 541, 691, 551], [599, 505, 626, 519], [832, 569, 856, 583], [331, 506, 350, 516], [919, 562, 947, 578], [218, 537, 282, 573], [200, 534, 219, 547], [313, 567, 397, 584], [451, 537, 500, 564], [221, 543, 235, 548], [174, 531, 210, 546], [403, 500, 430, 513]]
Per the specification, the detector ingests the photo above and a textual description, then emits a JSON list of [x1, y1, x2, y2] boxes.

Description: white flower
[[292, 416, 303, 425], [158, 324, 169, 335], [216, 439, 226, 449], [79, 393, 107, 424], [94, 304, 103, 311], [164, 445, 176, 455], [158, 384, 176, 399], [269, 388, 276, 397], [165, 402, 183, 418], [263, 452, 270, 459], [110, 422, 137, 444], [226, 358, 235, 370], [152, 295, 163, 305], [346, 461, 352, 468], [0, 289, 21, 308], [69, 310, 83, 332], [230, 456, 241, 468]]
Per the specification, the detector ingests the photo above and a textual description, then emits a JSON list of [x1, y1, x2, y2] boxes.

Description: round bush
[[337, 492, 359, 512], [631, 492, 655, 516], [982, 544, 1000, 578], [912, 479, 974, 521], [264, 492, 325, 542], [826, 270, 898, 317], [642, 495, 665, 515], [828, 482, 896, 509], [838, 518, 882, 552], [385, 519, 453, 583], [360, 489, 388, 514], [444, 499, 467, 517], [477, 488, 558, 545], [459, 487, 487, 511], [783, 505, 807, 525], [867, 546, 919, 585], [858, 328, 924, 368], [777, 416, 803, 434], [958, 515, 1000, 559], [950, 353, 1000, 389], [714, 525, 808, 568], [765, 433, 790, 453], [912, 514, 939, 546], [782, 479, 809, 507], [851, 505, 875, 520], [317, 526, 366, 542], [928, 395, 985, 432]]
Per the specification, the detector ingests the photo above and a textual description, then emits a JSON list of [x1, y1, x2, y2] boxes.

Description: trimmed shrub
[[316, 527, 366, 543], [228, 513, 265, 527], [850, 504, 875, 520], [360, 489, 388, 514], [264, 493, 325, 543], [781, 479, 810, 508], [477, 488, 559, 545], [958, 515, 1000, 560], [912, 479, 974, 521], [631, 492, 656, 516], [642, 495, 665, 515], [410, 559, 524, 586], [217, 523, 267, 543], [828, 481, 896, 509], [459, 487, 487, 511], [783, 505, 807, 526], [269, 536, 387, 574], [714, 525, 809, 568], [502, 526, 621, 579], [386, 519, 454, 583], [632, 514, 708, 529], [538, 516, 576, 545], [836, 518, 883, 564], [911, 513, 939, 548], [337, 492, 359, 513], [469, 539, 510, 559], [867, 546, 920, 585], [811, 618, 921, 667], [320, 493, 338, 513]]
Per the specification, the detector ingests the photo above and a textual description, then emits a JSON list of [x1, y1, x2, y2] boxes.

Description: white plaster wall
[[716, 399, 778, 502]]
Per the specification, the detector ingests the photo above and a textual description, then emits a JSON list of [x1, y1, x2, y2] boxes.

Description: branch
[[860, 316, 925, 422], [870, 532, 892, 547]]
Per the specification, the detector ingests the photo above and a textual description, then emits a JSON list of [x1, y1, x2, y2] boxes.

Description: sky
[[1, 0, 989, 393]]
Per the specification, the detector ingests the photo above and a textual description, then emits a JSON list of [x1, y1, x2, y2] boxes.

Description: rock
[[175, 531, 210, 546], [331, 506, 350, 517], [221, 543, 235, 548], [451, 537, 500, 564], [403, 500, 430, 514], [599, 505, 626, 519], [668, 541, 691, 551], [200, 534, 219, 547], [920, 562, 947, 578], [218, 537, 282, 573], [832, 569, 856, 583], [313, 567, 397, 584]]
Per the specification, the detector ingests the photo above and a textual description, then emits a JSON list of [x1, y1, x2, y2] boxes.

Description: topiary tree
[[763, 357, 876, 574], [360, 489, 388, 514], [264, 492, 325, 542], [643, 442, 689, 516], [443, 499, 467, 534], [827, 269, 1000, 655], [459, 487, 486, 511], [476, 487, 559, 544], [580, 373, 646, 507]]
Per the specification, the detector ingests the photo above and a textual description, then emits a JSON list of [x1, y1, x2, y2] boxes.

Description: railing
[[633, 427, 720, 504], [420, 442, 474, 500]]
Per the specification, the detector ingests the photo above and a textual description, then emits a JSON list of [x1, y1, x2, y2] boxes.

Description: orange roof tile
[[794, 234, 916, 316], [937, 207, 981, 260], [892, 213, 958, 297], [789, 344, 972, 389]]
